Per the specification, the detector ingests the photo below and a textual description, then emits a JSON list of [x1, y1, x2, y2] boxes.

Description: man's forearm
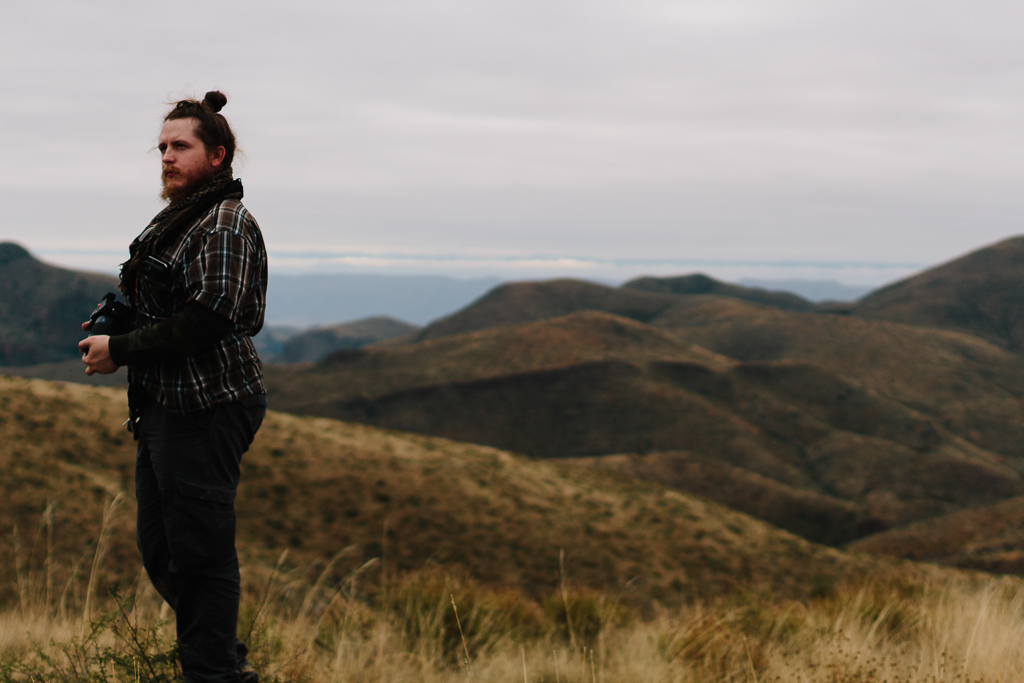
[[108, 300, 236, 365]]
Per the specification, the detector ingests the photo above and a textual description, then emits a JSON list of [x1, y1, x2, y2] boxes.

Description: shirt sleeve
[[108, 301, 235, 366], [187, 205, 261, 323]]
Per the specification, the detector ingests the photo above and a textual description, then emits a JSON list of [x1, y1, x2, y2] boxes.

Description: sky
[[2, 0, 1022, 287]]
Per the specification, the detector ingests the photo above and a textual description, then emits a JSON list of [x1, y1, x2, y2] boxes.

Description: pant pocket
[[169, 478, 237, 573]]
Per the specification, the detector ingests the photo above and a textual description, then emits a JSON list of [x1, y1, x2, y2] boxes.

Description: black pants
[[135, 394, 266, 683]]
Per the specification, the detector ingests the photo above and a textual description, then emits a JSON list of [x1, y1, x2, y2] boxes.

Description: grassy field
[[4, 374, 1022, 681], [1, 556, 1021, 682], [0, 375, 898, 612]]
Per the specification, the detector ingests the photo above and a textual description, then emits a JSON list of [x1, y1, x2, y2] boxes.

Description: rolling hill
[[652, 298, 1024, 462], [12, 234, 1024, 572], [268, 316, 419, 363], [0, 374, 902, 611], [265, 310, 1024, 545], [261, 235, 1024, 553], [0, 242, 120, 365], [848, 496, 1024, 575], [853, 235, 1024, 350], [410, 274, 823, 344], [622, 273, 816, 312], [410, 278, 685, 342]]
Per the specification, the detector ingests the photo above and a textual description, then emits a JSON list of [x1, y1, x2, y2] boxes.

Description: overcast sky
[[2, 0, 1021, 286]]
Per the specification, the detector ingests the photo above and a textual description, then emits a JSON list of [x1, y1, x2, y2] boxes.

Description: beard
[[160, 164, 218, 205]]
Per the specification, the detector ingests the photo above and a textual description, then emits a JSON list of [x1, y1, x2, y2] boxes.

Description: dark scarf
[[119, 170, 242, 301]]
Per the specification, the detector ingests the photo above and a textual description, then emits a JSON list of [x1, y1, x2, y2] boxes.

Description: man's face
[[158, 118, 225, 203]]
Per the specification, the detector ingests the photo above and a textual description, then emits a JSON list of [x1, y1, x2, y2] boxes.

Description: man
[[80, 91, 267, 683]]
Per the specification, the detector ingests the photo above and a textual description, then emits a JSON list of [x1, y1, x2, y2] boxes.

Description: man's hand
[[79, 335, 118, 375]]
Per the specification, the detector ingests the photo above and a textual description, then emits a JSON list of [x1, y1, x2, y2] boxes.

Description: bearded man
[[79, 91, 267, 683]]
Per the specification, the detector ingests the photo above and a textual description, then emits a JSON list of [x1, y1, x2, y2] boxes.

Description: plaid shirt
[[129, 197, 268, 414]]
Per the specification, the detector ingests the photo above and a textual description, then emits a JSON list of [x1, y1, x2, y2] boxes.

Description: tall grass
[[5, 509, 1024, 682]]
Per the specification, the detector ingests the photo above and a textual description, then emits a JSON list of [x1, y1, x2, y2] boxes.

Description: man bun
[[165, 90, 237, 172], [203, 91, 227, 113]]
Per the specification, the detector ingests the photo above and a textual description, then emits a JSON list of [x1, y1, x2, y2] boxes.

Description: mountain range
[[262, 235, 1024, 566], [8, 235, 1024, 578]]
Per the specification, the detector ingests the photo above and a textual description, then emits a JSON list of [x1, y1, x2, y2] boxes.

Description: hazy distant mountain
[[250, 325, 303, 359], [623, 273, 815, 311], [853, 236, 1024, 350], [739, 278, 872, 302], [410, 278, 683, 342], [270, 316, 419, 363], [411, 275, 818, 343], [266, 272, 500, 326], [0, 242, 119, 365]]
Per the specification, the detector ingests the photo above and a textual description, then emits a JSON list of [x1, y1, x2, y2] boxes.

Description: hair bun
[[203, 91, 227, 113]]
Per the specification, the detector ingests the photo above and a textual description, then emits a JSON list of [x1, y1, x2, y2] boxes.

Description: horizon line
[[28, 244, 927, 273]]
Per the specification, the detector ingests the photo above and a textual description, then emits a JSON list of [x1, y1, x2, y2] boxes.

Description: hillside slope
[[411, 279, 685, 342], [413, 273, 832, 344], [0, 374, 903, 610], [265, 311, 1024, 545], [655, 299, 1024, 462], [623, 273, 815, 312], [853, 235, 1024, 350], [270, 316, 419, 363], [849, 496, 1024, 575], [0, 242, 120, 365]]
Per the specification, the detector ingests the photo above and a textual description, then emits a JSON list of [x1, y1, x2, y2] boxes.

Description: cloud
[[2, 0, 1022, 283]]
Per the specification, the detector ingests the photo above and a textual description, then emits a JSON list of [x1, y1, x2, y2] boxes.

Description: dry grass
[[6, 374, 1023, 681], [0, 375, 902, 614], [2, 554, 1023, 682]]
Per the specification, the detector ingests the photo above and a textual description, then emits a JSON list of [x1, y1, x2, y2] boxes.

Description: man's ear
[[209, 146, 227, 168]]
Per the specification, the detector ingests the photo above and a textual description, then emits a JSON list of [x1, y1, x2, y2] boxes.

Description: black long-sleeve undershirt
[[107, 301, 236, 366]]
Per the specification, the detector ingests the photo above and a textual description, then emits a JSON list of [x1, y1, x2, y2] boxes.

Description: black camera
[[88, 292, 134, 336]]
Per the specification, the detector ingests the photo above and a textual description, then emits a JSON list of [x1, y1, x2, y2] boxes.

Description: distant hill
[[0, 358, 127, 385], [650, 298, 1024, 462], [0, 242, 119, 365], [740, 278, 872, 302], [575, 450, 870, 545], [0, 374, 900, 610], [269, 316, 419, 363], [411, 274, 843, 344], [250, 324, 303, 359], [623, 273, 815, 312], [0, 244, 423, 367], [265, 310, 1024, 545], [853, 236, 1024, 350], [15, 234, 1024, 571], [411, 279, 684, 342], [849, 496, 1024, 575]]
